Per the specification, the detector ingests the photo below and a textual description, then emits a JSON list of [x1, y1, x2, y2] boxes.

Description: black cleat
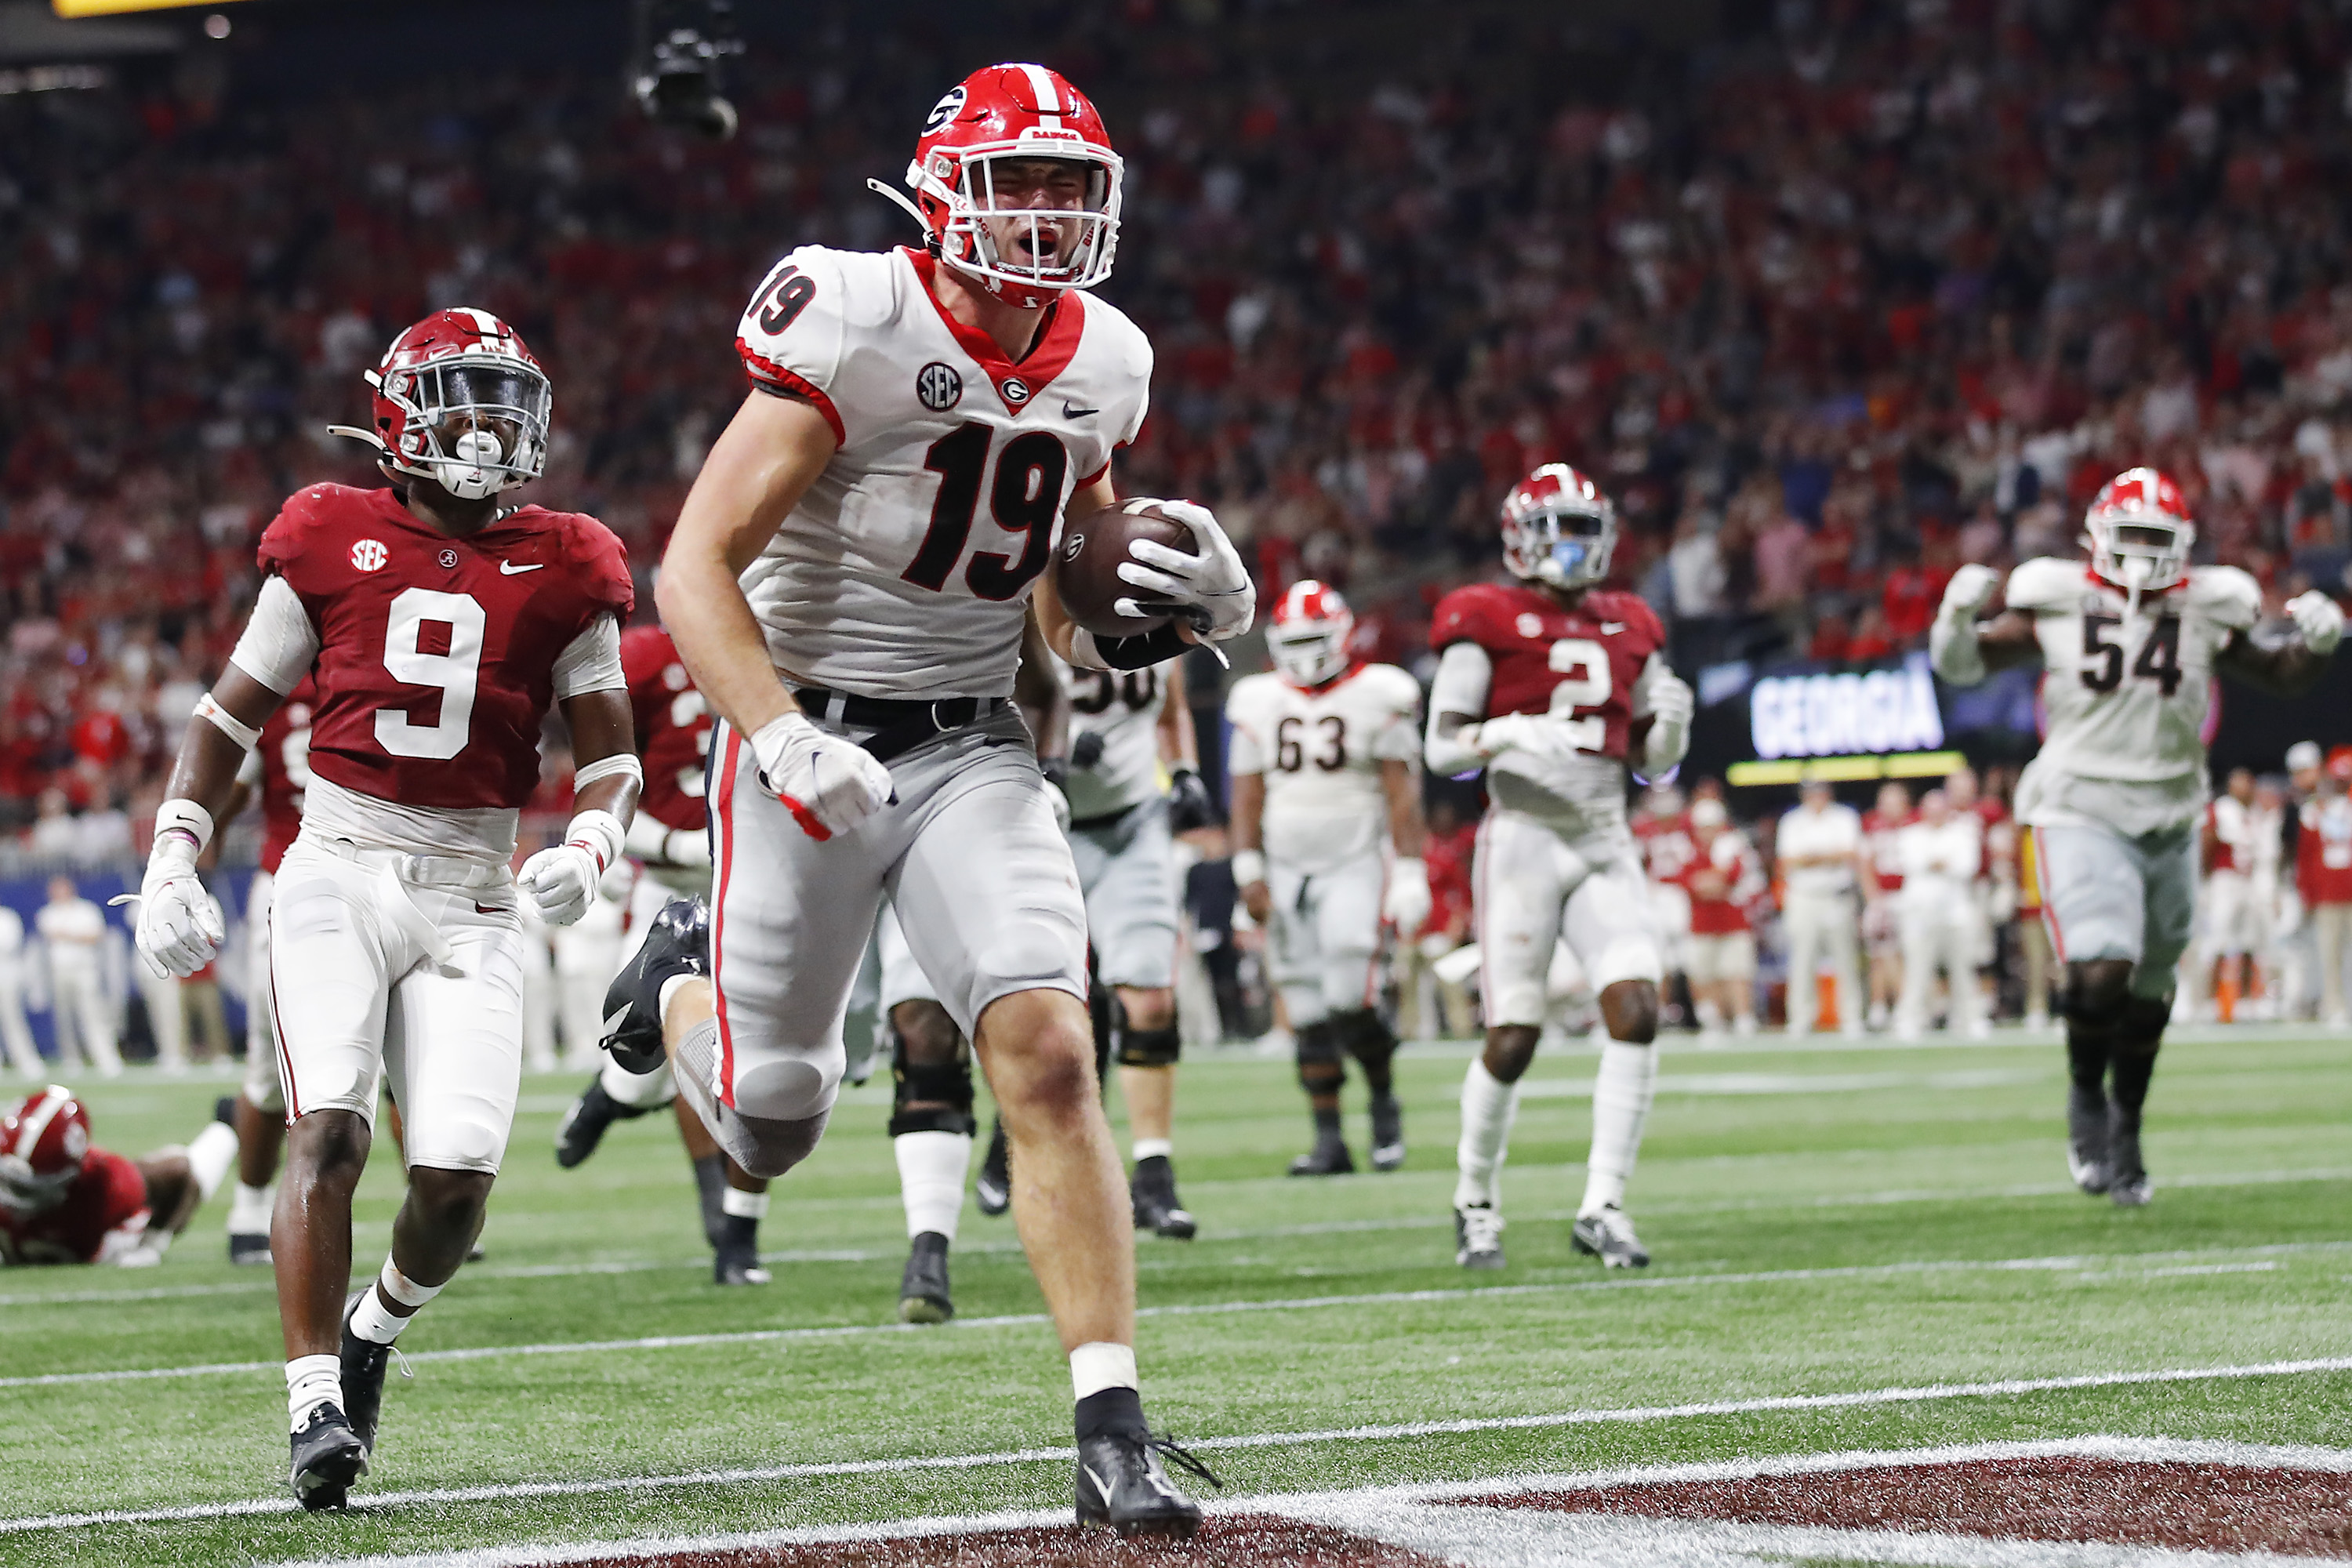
[[554, 1076, 653, 1169], [337, 1289, 405, 1456], [600, 896, 708, 1074], [214, 1094, 238, 1127], [1075, 1430, 1217, 1537], [2067, 1085, 2114, 1195], [713, 1225, 771, 1286], [227, 1231, 272, 1266], [2109, 1123, 2151, 1207], [1370, 1094, 1406, 1171], [289, 1399, 368, 1511], [1288, 1133, 1355, 1176], [974, 1118, 1011, 1216], [1129, 1154, 1196, 1240], [1572, 1204, 1650, 1269], [1454, 1203, 1506, 1269], [898, 1230, 953, 1323]]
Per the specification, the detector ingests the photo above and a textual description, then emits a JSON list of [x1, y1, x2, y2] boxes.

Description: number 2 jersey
[[1225, 662, 1421, 873], [2004, 557, 2259, 837], [734, 245, 1151, 701], [1429, 581, 1669, 844], [239, 483, 634, 862]]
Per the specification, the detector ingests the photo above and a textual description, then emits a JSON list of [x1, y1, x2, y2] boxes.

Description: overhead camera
[[632, 0, 746, 141]]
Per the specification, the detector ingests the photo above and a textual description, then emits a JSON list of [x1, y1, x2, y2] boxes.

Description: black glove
[[1040, 755, 1070, 792], [1167, 767, 1218, 832], [1071, 731, 1106, 770]]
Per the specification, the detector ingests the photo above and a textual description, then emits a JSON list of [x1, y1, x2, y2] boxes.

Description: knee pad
[[889, 1029, 977, 1138], [2062, 962, 2132, 1028], [1115, 1021, 1181, 1068], [1294, 1018, 1345, 1090], [1330, 1006, 1397, 1068], [720, 1105, 831, 1181], [2115, 994, 2170, 1054]]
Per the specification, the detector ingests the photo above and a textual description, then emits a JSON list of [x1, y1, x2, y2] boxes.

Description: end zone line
[[10, 1240, 2349, 1390], [8, 1359, 2352, 1537]]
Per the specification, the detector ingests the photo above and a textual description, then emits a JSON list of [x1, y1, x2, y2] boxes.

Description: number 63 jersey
[[2004, 557, 2259, 837], [1225, 663, 1421, 873], [733, 244, 1151, 702]]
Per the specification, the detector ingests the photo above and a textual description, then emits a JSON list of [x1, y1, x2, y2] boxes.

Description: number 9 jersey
[[2004, 557, 2259, 836], [733, 244, 1151, 701]]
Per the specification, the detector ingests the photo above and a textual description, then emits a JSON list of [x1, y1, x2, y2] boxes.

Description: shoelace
[[1460, 1207, 1505, 1250], [1143, 1432, 1222, 1490]]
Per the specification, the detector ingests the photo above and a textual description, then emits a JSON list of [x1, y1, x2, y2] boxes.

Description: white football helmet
[[1266, 579, 1356, 687], [1501, 463, 1617, 590]]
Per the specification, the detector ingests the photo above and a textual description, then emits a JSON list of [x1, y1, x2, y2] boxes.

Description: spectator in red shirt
[[1675, 798, 1766, 1037], [1399, 800, 1477, 1040], [2296, 754, 2352, 1025]]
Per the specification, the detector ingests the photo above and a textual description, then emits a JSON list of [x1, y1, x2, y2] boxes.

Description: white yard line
[[61, 1432, 2352, 1562], [9, 1239, 2347, 1392]]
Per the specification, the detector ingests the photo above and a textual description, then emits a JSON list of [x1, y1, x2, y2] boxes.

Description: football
[[1052, 497, 1200, 637]]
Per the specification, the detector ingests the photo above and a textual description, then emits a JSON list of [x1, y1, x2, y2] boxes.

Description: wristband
[[563, 808, 627, 874], [154, 798, 217, 855], [1231, 848, 1266, 887], [195, 692, 261, 752]]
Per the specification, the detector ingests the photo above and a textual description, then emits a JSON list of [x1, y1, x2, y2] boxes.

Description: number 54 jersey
[[733, 244, 1151, 702], [2004, 557, 2260, 837], [1225, 663, 1422, 873]]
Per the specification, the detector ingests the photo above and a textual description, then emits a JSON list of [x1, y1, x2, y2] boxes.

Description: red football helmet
[[2084, 466, 2194, 603], [1267, 580, 1356, 687], [0, 1084, 92, 1215], [332, 307, 552, 501], [884, 63, 1122, 309], [1501, 464, 1617, 590]]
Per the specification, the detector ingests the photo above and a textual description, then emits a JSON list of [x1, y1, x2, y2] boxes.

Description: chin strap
[[866, 177, 928, 230], [325, 423, 389, 455]]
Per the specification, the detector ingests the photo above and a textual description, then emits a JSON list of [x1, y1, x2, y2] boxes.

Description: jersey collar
[[904, 248, 1087, 412]]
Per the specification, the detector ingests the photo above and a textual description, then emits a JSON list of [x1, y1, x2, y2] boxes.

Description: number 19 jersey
[[2005, 556, 2259, 835], [733, 245, 1151, 702], [1226, 662, 1421, 873]]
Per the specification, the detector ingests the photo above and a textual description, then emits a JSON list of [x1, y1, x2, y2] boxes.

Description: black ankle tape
[[1076, 1386, 1146, 1442]]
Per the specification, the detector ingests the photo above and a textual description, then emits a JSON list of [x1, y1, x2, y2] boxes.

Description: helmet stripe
[[12, 1086, 70, 1161], [1018, 63, 1060, 112], [461, 307, 502, 338]]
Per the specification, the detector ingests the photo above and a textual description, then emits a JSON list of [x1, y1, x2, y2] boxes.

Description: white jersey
[[1895, 815, 1983, 908], [1227, 663, 1421, 873], [1058, 655, 1167, 821], [1777, 802, 1864, 898], [2005, 557, 2260, 836], [733, 245, 1152, 700]]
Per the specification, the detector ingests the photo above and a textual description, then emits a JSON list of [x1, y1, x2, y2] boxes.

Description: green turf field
[[3, 1027, 2347, 1566]]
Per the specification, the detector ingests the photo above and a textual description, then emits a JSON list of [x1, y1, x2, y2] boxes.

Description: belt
[[1069, 801, 1145, 833], [307, 836, 511, 891], [792, 687, 1011, 765]]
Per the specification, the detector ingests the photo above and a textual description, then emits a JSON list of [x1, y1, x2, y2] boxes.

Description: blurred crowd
[[9, 0, 2352, 849]]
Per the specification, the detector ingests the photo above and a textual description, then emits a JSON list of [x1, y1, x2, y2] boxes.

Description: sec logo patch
[[916, 362, 963, 412], [352, 539, 389, 572]]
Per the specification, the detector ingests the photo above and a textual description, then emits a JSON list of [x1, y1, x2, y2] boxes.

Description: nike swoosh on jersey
[[499, 561, 544, 575], [1599, 622, 1626, 633], [1062, 402, 1099, 419]]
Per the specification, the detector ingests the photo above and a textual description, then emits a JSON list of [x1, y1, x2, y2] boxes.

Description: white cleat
[[1572, 1204, 1650, 1269]]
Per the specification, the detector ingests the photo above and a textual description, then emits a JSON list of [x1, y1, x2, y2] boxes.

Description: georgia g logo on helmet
[[1501, 463, 1618, 593]]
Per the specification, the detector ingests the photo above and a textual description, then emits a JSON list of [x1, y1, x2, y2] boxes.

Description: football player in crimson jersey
[[1934, 466, 2342, 1205], [550, 621, 778, 1287], [1, 1084, 241, 1267], [128, 308, 641, 1510], [1226, 582, 1429, 1175], [1425, 465, 1695, 1272], [639, 64, 1245, 1532]]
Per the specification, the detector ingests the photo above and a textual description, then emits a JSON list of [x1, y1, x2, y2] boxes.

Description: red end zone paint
[[1450, 1456, 2352, 1558], [558, 1514, 1444, 1568]]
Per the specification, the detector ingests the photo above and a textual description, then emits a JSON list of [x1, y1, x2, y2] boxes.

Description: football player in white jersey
[[632, 64, 1247, 1534], [1933, 467, 2341, 1205], [1228, 583, 1428, 1174]]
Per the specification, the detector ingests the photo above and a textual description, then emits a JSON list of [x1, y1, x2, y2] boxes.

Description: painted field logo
[[916, 361, 963, 412], [350, 539, 388, 572]]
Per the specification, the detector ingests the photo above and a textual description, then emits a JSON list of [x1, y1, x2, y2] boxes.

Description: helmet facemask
[[0, 1152, 72, 1215], [1506, 503, 1617, 591], [1269, 619, 1352, 687], [2086, 514, 2193, 612], [916, 145, 1121, 301], [372, 357, 552, 502]]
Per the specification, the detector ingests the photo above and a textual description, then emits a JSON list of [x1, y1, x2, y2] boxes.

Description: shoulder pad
[[549, 512, 636, 619], [735, 245, 852, 441], [256, 485, 379, 583], [1595, 589, 1665, 644], [1430, 583, 1514, 648], [1366, 663, 1423, 706], [2185, 565, 2262, 630], [2004, 557, 2086, 612]]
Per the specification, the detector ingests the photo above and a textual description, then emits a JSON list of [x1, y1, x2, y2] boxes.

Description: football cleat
[[554, 1076, 655, 1169], [898, 1229, 953, 1323], [228, 1231, 272, 1266], [1075, 1430, 1216, 1537], [289, 1399, 368, 1512], [1129, 1154, 1196, 1240], [714, 1240, 771, 1287], [337, 1289, 407, 1456], [2108, 1123, 2151, 1207], [1369, 1094, 1406, 1172], [1454, 1203, 1506, 1270], [600, 896, 708, 1075], [1287, 1133, 1355, 1176], [2067, 1086, 2114, 1196], [1572, 1204, 1650, 1269], [974, 1119, 1011, 1216]]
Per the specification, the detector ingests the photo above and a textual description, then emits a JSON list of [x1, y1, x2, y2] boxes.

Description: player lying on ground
[[1933, 466, 2340, 1204], [1226, 580, 1429, 1175], [1424, 464, 1694, 1272], [0, 1084, 239, 1266], [129, 307, 641, 1511], [613, 64, 1245, 1536]]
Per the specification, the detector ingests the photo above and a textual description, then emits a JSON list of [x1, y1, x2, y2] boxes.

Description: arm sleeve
[[551, 614, 626, 699], [1424, 641, 1494, 775], [227, 575, 322, 696]]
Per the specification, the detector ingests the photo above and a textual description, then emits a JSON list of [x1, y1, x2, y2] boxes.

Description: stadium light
[[52, 0, 245, 15]]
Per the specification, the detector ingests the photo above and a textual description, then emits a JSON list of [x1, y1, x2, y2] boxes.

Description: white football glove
[[1112, 499, 1258, 641], [1940, 562, 2002, 621], [1640, 673, 1696, 774], [517, 809, 625, 927], [118, 832, 226, 980], [1465, 712, 1565, 762], [751, 713, 894, 841], [1384, 857, 1432, 936], [2287, 590, 2345, 656]]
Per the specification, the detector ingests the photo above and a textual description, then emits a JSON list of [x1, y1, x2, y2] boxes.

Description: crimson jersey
[[622, 625, 711, 834], [257, 485, 633, 810], [1863, 808, 1911, 892], [257, 675, 317, 874], [0, 1148, 146, 1265], [1429, 582, 1665, 761]]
